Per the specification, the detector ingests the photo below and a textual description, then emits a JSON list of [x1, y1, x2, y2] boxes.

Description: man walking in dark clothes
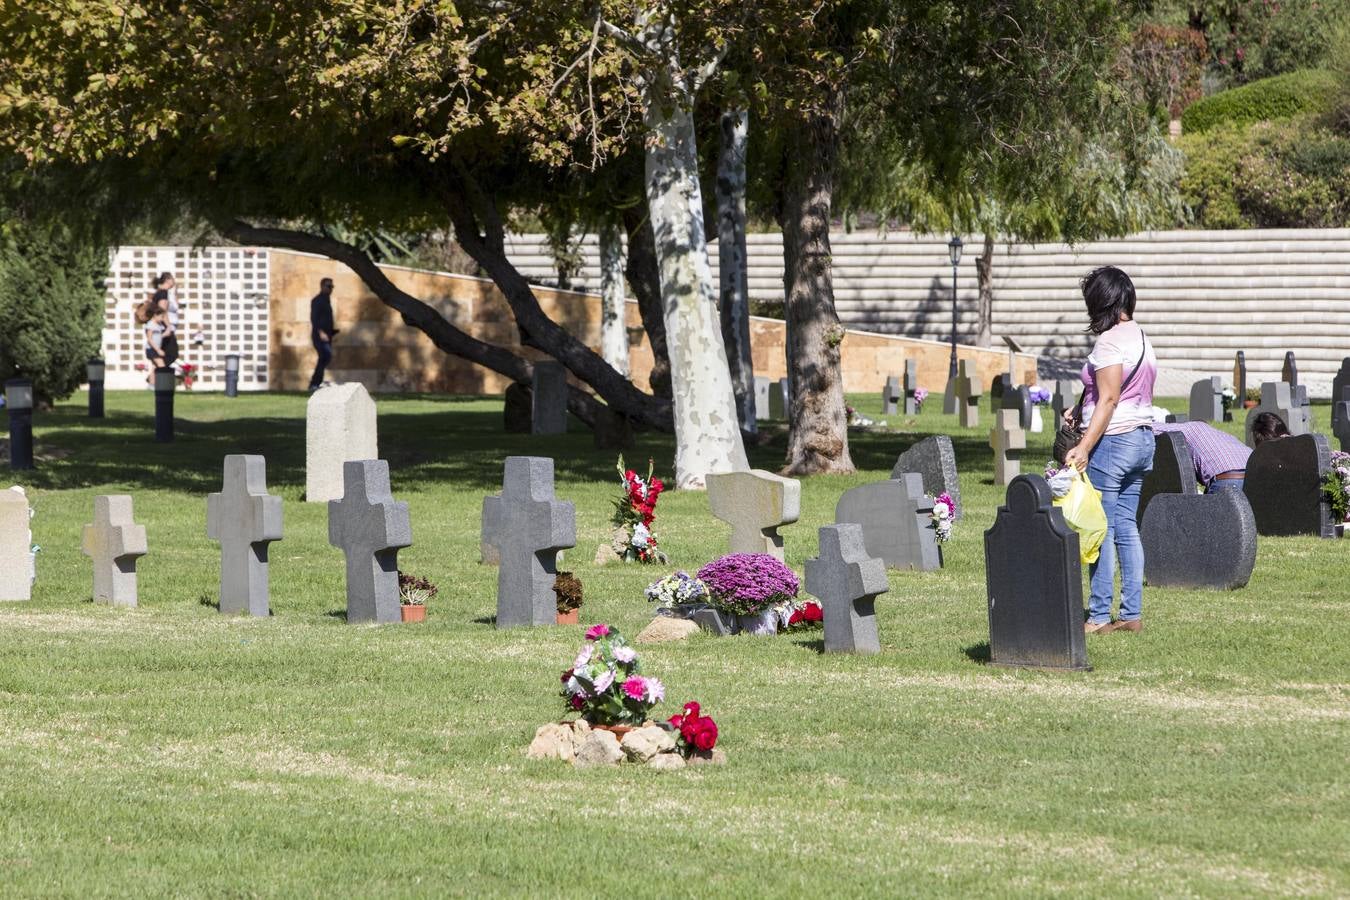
[[309, 278, 337, 390]]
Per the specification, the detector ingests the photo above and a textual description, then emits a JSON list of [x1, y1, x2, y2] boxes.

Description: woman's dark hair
[[1251, 412, 1290, 446], [1081, 266, 1136, 335], [154, 272, 173, 287]]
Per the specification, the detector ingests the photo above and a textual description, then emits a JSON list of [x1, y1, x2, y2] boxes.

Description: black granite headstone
[[1233, 351, 1246, 410], [503, 383, 532, 433], [1334, 401, 1350, 453], [1136, 431, 1193, 526], [1141, 491, 1257, 590], [891, 434, 961, 521], [1164, 413, 1189, 424], [1282, 351, 1299, 388], [1332, 358, 1350, 442], [984, 475, 1089, 671], [1000, 385, 1032, 431], [1243, 434, 1334, 538], [988, 374, 1011, 413]]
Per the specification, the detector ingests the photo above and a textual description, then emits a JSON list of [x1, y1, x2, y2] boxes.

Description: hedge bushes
[[1181, 69, 1338, 134]]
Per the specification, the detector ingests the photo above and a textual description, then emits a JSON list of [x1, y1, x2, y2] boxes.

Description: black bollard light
[[87, 358, 106, 418], [153, 366, 175, 443], [5, 378, 34, 470], [224, 354, 240, 398]]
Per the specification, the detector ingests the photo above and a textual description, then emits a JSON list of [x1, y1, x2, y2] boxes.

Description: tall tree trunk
[[778, 106, 854, 476], [976, 232, 994, 348], [622, 205, 672, 399], [717, 108, 756, 434], [636, 15, 748, 488], [598, 220, 630, 376]]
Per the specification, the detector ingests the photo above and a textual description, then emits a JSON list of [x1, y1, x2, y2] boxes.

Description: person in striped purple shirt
[[1152, 412, 1290, 494]]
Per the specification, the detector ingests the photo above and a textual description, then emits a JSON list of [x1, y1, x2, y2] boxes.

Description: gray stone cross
[[1244, 381, 1307, 447], [835, 474, 941, 571], [480, 497, 502, 565], [882, 375, 900, 415], [706, 469, 801, 561], [1051, 379, 1078, 426], [902, 359, 918, 415], [990, 408, 1026, 486], [207, 454, 283, 617], [805, 524, 889, 655], [81, 495, 148, 607], [485, 456, 576, 628], [329, 459, 412, 624], [954, 360, 981, 428]]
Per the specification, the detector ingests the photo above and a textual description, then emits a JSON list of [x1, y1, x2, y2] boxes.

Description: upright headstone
[[1141, 491, 1256, 590], [942, 376, 958, 415], [81, 495, 148, 607], [954, 360, 981, 428], [1233, 351, 1247, 411], [1000, 384, 1032, 431], [306, 383, 378, 503], [1136, 431, 1193, 526], [329, 460, 413, 624], [503, 382, 532, 433], [768, 378, 787, 420], [835, 474, 941, 571], [206, 455, 283, 617], [1188, 376, 1223, 423], [1051, 379, 1079, 425], [706, 469, 801, 561], [531, 361, 568, 435], [896, 360, 914, 415], [480, 496, 502, 565], [0, 487, 32, 601], [1292, 383, 1313, 433], [1164, 413, 1189, 424], [484, 456, 576, 628], [1243, 433, 1334, 538], [984, 475, 1089, 671], [1244, 381, 1306, 447], [805, 524, 889, 655], [890, 434, 961, 521], [989, 408, 1025, 486], [881, 375, 900, 415], [753, 376, 772, 421], [988, 373, 1011, 414], [1331, 358, 1350, 447], [1282, 351, 1298, 388]]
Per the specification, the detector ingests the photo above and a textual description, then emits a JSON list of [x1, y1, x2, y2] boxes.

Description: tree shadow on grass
[[963, 641, 991, 664]]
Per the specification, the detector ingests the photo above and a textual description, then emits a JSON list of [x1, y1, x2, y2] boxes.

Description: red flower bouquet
[[610, 455, 668, 563], [667, 701, 719, 756]]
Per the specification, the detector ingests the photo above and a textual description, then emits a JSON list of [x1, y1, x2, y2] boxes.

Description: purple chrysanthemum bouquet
[[696, 553, 800, 616]]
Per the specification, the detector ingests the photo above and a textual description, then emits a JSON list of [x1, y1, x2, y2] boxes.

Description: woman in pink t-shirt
[[1063, 267, 1156, 634]]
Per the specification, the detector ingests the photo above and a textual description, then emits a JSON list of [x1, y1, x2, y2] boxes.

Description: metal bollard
[[87, 358, 106, 418], [224, 354, 240, 398], [5, 378, 34, 470], [153, 367, 175, 443]]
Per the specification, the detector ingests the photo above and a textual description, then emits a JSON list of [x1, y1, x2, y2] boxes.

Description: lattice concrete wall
[[102, 247, 270, 390]]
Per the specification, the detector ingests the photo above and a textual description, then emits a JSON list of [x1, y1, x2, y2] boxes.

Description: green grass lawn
[[1, 389, 1346, 897]]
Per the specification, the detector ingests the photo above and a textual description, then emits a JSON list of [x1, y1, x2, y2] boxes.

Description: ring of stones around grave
[[488, 456, 577, 629], [805, 523, 888, 655], [81, 495, 148, 607], [329, 459, 413, 624], [984, 474, 1089, 672], [705, 469, 801, 561]]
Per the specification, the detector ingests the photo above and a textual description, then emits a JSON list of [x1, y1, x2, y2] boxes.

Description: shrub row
[[1180, 69, 1338, 134]]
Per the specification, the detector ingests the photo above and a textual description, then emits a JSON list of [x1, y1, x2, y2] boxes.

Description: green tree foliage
[[1181, 69, 1338, 133]]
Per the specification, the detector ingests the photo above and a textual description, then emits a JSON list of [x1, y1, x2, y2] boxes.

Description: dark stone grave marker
[[835, 473, 941, 571], [890, 434, 961, 521], [988, 373, 1011, 413], [1000, 384, 1032, 431], [902, 359, 918, 415], [1137, 431, 1193, 526], [1141, 491, 1256, 590], [1189, 376, 1223, 423], [1243, 433, 1334, 538]]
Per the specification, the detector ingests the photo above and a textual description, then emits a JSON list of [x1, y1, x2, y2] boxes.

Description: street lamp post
[[5, 378, 34, 470], [224, 354, 240, 398], [947, 235, 964, 379]]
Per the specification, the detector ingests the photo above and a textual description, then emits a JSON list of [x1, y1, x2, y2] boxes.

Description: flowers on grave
[[1029, 385, 1051, 405], [644, 570, 710, 612], [1221, 386, 1236, 413], [914, 387, 928, 411], [397, 572, 438, 606], [931, 492, 956, 543], [609, 455, 668, 563], [667, 701, 719, 755], [781, 600, 824, 631], [846, 405, 885, 428], [178, 363, 196, 390], [1323, 451, 1350, 523], [560, 625, 663, 725], [697, 553, 799, 616]]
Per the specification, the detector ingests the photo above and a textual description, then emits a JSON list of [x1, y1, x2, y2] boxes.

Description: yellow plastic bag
[[1053, 470, 1107, 565]]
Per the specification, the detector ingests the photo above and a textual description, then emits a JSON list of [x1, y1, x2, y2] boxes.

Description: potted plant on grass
[[554, 571, 583, 625], [560, 624, 664, 736], [398, 572, 437, 622], [697, 553, 800, 636]]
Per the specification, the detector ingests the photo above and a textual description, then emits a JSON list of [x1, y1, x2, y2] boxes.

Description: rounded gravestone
[[1141, 491, 1256, 590]]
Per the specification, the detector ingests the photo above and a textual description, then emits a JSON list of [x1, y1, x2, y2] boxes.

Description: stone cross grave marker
[[1001, 384, 1032, 431], [1189, 376, 1223, 423], [881, 374, 900, 415], [988, 372, 1011, 413], [989, 408, 1025, 486], [81, 495, 148, 607], [1243, 433, 1334, 538], [903, 359, 919, 415], [954, 360, 981, 428], [531, 361, 568, 435], [485, 456, 576, 628], [891, 434, 961, 521], [1136, 431, 1192, 527], [984, 474, 1089, 671], [706, 469, 801, 561], [1282, 351, 1299, 388], [835, 474, 941, 571], [942, 376, 958, 415], [306, 383, 378, 503], [806, 524, 889, 655], [0, 487, 32, 601], [1051, 379, 1079, 425], [1233, 351, 1246, 410], [480, 496, 502, 565], [329, 459, 413, 624], [753, 376, 771, 421], [1244, 382, 1306, 447], [207, 454, 283, 616], [1142, 491, 1256, 590]]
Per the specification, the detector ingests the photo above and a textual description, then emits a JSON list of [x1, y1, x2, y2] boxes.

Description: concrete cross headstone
[[1293, 383, 1312, 433], [890, 434, 961, 521], [1244, 381, 1306, 447], [484, 456, 576, 628], [81, 495, 148, 607], [1142, 491, 1256, 590], [532, 361, 568, 435], [706, 469, 801, 561], [835, 474, 941, 571], [480, 496, 502, 565], [954, 360, 981, 428], [984, 474, 1089, 671], [1233, 351, 1247, 411], [1243, 433, 1334, 538], [1051, 379, 1079, 425], [1000, 384, 1032, 431], [206, 454, 283, 617], [902, 359, 919, 415], [881, 375, 900, 416], [989, 408, 1025, 486], [942, 376, 958, 415], [805, 524, 888, 655], [1188, 376, 1223, 423], [0, 487, 32, 601], [1137, 431, 1193, 526], [306, 382, 378, 503], [329, 459, 413, 624]]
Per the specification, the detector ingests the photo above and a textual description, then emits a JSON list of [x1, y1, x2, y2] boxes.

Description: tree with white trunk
[[597, 220, 631, 376], [717, 108, 756, 434]]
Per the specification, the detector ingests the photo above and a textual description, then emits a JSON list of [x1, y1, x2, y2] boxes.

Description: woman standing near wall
[[1063, 267, 1157, 634]]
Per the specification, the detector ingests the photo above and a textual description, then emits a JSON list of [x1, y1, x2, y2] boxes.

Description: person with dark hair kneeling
[[1250, 411, 1290, 447]]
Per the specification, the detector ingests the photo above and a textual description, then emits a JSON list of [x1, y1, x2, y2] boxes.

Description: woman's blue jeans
[[1086, 427, 1155, 624]]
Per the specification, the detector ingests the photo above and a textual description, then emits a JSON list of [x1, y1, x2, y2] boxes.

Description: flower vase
[[1030, 406, 1044, 433], [556, 608, 580, 625], [737, 610, 778, 636], [400, 605, 426, 623]]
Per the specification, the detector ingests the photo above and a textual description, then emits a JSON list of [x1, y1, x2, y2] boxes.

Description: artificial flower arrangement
[[931, 492, 956, 543], [178, 363, 196, 390], [845, 405, 885, 428], [1323, 451, 1350, 523], [644, 570, 710, 613], [781, 600, 824, 631], [561, 625, 664, 725], [609, 455, 668, 563], [1029, 385, 1051, 405], [1221, 385, 1237, 414], [667, 701, 719, 755], [914, 387, 928, 412], [697, 553, 800, 624]]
